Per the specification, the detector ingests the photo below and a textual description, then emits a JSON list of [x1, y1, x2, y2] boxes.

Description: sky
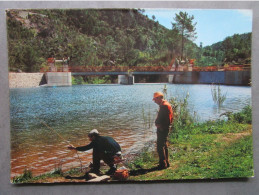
[[144, 9, 252, 47]]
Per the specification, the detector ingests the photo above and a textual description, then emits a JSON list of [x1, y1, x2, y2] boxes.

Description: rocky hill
[[7, 9, 183, 72]]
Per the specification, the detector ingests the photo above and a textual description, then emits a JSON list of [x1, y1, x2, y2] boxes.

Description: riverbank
[[127, 127, 252, 181], [11, 106, 253, 183], [9, 72, 46, 88], [127, 105, 253, 181]]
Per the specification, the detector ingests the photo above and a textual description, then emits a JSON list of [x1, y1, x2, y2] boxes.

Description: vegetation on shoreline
[[72, 75, 114, 85], [12, 168, 65, 184]]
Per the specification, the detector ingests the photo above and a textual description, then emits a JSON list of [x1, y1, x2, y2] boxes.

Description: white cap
[[88, 129, 99, 136]]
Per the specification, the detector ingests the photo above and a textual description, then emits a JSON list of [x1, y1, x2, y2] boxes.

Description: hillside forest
[[7, 9, 252, 73]]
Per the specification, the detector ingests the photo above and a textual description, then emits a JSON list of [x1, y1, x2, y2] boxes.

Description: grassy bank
[[127, 105, 253, 181]]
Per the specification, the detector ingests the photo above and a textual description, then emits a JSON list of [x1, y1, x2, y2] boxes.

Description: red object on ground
[[114, 169, 129, 180]]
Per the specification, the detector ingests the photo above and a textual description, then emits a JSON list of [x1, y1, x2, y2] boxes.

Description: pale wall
[[9, 72, 45, 88]]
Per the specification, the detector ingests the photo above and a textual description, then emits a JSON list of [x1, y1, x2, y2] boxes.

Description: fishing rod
[[37, 118, 83, 172]]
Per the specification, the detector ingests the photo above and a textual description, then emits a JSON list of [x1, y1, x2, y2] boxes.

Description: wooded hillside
[[7, 9, 251, 72], [197, 33, 251, 67]]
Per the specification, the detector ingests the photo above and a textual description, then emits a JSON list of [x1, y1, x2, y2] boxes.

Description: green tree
[[222, 36, 234, 61], [118, 35, 136, 65], [103, 35, 119, 61], [172, 11, 197, 60]]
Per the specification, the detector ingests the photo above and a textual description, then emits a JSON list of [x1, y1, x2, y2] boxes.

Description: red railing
[[41, 65, 172, 73], [40, 64, 251, 73]]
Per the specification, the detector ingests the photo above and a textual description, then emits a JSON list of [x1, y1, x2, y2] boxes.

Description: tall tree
[[172, 11, 197, 60]]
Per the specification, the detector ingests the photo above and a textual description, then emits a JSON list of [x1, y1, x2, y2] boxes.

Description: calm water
[[10, 84, 251, 177]]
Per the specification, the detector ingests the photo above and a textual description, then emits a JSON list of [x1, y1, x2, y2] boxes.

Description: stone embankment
[[9, 73, 46, 88]]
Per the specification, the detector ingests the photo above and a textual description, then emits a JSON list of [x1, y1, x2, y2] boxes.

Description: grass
[[206, 136, 254, 179], [11, 168, 65, 184], [12, 169, 33, 183], [128, 125, 253, 181]]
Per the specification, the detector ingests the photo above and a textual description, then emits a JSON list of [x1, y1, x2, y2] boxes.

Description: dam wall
[[172, 71, 250, 85], [9, 73, 46, 88], [9, 72, 72, 88], [45, 72, 72, 86], [9, 71, 250, 88]]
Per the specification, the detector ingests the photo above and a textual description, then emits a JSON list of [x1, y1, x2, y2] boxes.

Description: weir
[[118, 75, 134, 85], [42, 70, 250, 86], [45, 72, 72, 86], [171, 71, 250, 85], [72, 71, 184, 85]]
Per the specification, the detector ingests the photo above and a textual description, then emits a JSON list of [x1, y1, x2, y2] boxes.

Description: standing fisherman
[[68, 129, 122, 175], [153, 92, 173, 169]]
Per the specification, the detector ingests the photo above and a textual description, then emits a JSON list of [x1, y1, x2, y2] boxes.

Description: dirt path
[[216, 127, 252, 144]]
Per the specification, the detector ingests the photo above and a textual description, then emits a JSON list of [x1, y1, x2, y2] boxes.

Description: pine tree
[[172, 11, 197, 60]]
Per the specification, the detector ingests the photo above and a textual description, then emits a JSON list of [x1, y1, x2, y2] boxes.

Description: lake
[[10, 83, 251, 177]]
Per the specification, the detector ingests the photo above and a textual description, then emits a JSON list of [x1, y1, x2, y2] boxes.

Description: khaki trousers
[[157, 129, 169, 167]]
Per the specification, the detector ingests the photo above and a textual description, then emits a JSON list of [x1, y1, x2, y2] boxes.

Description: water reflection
[[10, 84, 251, 177]]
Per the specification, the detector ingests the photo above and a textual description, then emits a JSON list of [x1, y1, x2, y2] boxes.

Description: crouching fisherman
[[67, 129, 122, 175]]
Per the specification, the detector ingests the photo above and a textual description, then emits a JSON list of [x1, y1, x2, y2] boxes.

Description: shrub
[[169, 93, 196, 137], [72, 76, 85, 85], [230, 105, 252, 124], [12, 169, 33, 183]]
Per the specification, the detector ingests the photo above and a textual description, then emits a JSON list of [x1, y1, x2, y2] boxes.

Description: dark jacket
[[76, 136, 121, 156]]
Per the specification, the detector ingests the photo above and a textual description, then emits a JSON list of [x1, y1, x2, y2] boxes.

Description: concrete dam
[[45, 71, 250, 86], [170, 71, 250, 85], [9, 71, 251, 88]]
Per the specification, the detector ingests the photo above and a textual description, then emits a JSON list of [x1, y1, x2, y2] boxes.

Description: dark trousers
[[157, 129, 169, 167], [92, 149, 115, 170]]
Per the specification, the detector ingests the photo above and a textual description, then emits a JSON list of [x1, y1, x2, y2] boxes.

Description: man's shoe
[[105, 167, 116, 175], [156, 164, 167, 170], [88, 168, 102, 176], [166, 161, 170, 167]]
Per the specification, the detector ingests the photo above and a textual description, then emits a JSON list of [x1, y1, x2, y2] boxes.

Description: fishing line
[[36, 117, 83, 172]]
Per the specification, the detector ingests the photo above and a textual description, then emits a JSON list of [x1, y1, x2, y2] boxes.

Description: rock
[[87, 175, 110, 182], [88, 173, 98, 179]]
